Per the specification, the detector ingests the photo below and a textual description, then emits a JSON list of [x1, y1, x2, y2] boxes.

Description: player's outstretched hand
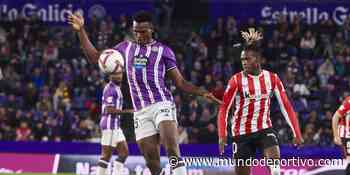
[[67, 11, 84, 32], [334, 136, 342, 146], [203, 92, 222, 105], [219, 137, 227, 155]]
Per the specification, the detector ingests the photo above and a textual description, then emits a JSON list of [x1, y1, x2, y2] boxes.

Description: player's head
[[133, 11, 153, 45], [240, 43, 261, 74], [109, 68, 123, 84], [240, 28, 263, 75]]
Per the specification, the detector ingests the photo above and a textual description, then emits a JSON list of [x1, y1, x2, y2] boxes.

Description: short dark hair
[[133, 11, 153, 23]]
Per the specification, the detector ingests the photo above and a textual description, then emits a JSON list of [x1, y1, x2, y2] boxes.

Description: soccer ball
[[98, 49, 125, 74]]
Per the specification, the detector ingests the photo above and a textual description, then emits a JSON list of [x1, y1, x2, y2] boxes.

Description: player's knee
[[264, 146, 280, 159]]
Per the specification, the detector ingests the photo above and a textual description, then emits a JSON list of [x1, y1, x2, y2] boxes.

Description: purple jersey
[[114, 40, 176, 111], [99, 81, 123, 130]]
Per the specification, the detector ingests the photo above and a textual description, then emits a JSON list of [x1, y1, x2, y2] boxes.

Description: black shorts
[[232, 128, 279, 159], [341, 138, 350, 156]]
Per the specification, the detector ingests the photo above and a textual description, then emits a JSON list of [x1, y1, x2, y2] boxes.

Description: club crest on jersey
[[133, 55, 148, 69]]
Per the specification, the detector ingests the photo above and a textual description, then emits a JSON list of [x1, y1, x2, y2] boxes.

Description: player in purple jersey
[[98, 68, 133, 175], [68, 11, 221, 175]]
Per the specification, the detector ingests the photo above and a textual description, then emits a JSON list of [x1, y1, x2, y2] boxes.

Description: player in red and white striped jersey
[[217, 29, 303, 175], [332, 96, 350, 174], [332, 96, 350, 158]]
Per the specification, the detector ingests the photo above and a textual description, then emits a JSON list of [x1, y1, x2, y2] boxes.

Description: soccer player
[[98, 69, 133, 175], [217, 28, 303, 175], [332, 96, 350, 174], [68, 11, 221, 175]]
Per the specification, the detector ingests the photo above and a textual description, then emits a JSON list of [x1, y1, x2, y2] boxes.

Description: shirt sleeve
[[163, 46, 177, 71], [273, 74, 302, 141], [336, 97, 350, 117], [217, 76, 238, 139]]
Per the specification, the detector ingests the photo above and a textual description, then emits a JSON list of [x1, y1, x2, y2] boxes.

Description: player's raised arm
[[217, 76, 238, 154], [273, 74, 303, 145], [68, 12, 100, 64]]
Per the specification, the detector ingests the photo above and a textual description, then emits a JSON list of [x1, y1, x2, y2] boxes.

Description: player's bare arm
[[67, 12, 100, 64], [167, 68, 222, 104], [273, 74, 303, 145], [105, 107, 134, 114], [332, 111, 343, 145], [217, 77, 237, 154]]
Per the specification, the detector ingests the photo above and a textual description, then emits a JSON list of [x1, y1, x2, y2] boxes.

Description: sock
[[269, 163, 280, 175], [172, 157, 186, 175], [113, 160, 124, 175], [97, 159, 109, 175]]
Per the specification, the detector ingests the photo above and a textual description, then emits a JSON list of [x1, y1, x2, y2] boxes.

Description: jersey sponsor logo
[[133, 55, 148, 69], [243, 91, 271, 100]]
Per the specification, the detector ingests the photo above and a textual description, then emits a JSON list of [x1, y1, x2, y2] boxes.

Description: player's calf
[[159, 120, 186, 175], [97, 146, 113, 175], [113, 141, 129, 175], [137, 135, 162, 175]]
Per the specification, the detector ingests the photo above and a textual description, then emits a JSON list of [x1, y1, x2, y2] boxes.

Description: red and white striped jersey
[[336, 96, 350, 138], [217, 70, 302, 140]]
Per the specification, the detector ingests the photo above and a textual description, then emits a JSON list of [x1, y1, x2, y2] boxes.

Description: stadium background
[[0, 0, 350, 174]]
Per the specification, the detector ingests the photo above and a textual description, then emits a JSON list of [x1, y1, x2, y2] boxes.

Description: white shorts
[[134, 101, 177, 141], [101, 129, 126, 147]]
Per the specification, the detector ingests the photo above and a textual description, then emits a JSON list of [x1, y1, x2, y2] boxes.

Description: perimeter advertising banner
[[0, 0, 350, 25], [209, 1, 350, 25], [0, 153, 57, 174], [0, 153, 347, 175], [57, 155, 347, 175], [0, 0, 152, 25]]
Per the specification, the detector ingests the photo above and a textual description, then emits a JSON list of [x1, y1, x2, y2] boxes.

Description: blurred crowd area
[[0, 8, 350, 147]]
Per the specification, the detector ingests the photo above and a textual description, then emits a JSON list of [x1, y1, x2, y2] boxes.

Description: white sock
[[170, 157, 186, 175], [269, 164, 280, 175], [97, 166, 107, 175], [173, 166, 186, 175], [113, 160, 124, 175], [97, 159, 109, 175]]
